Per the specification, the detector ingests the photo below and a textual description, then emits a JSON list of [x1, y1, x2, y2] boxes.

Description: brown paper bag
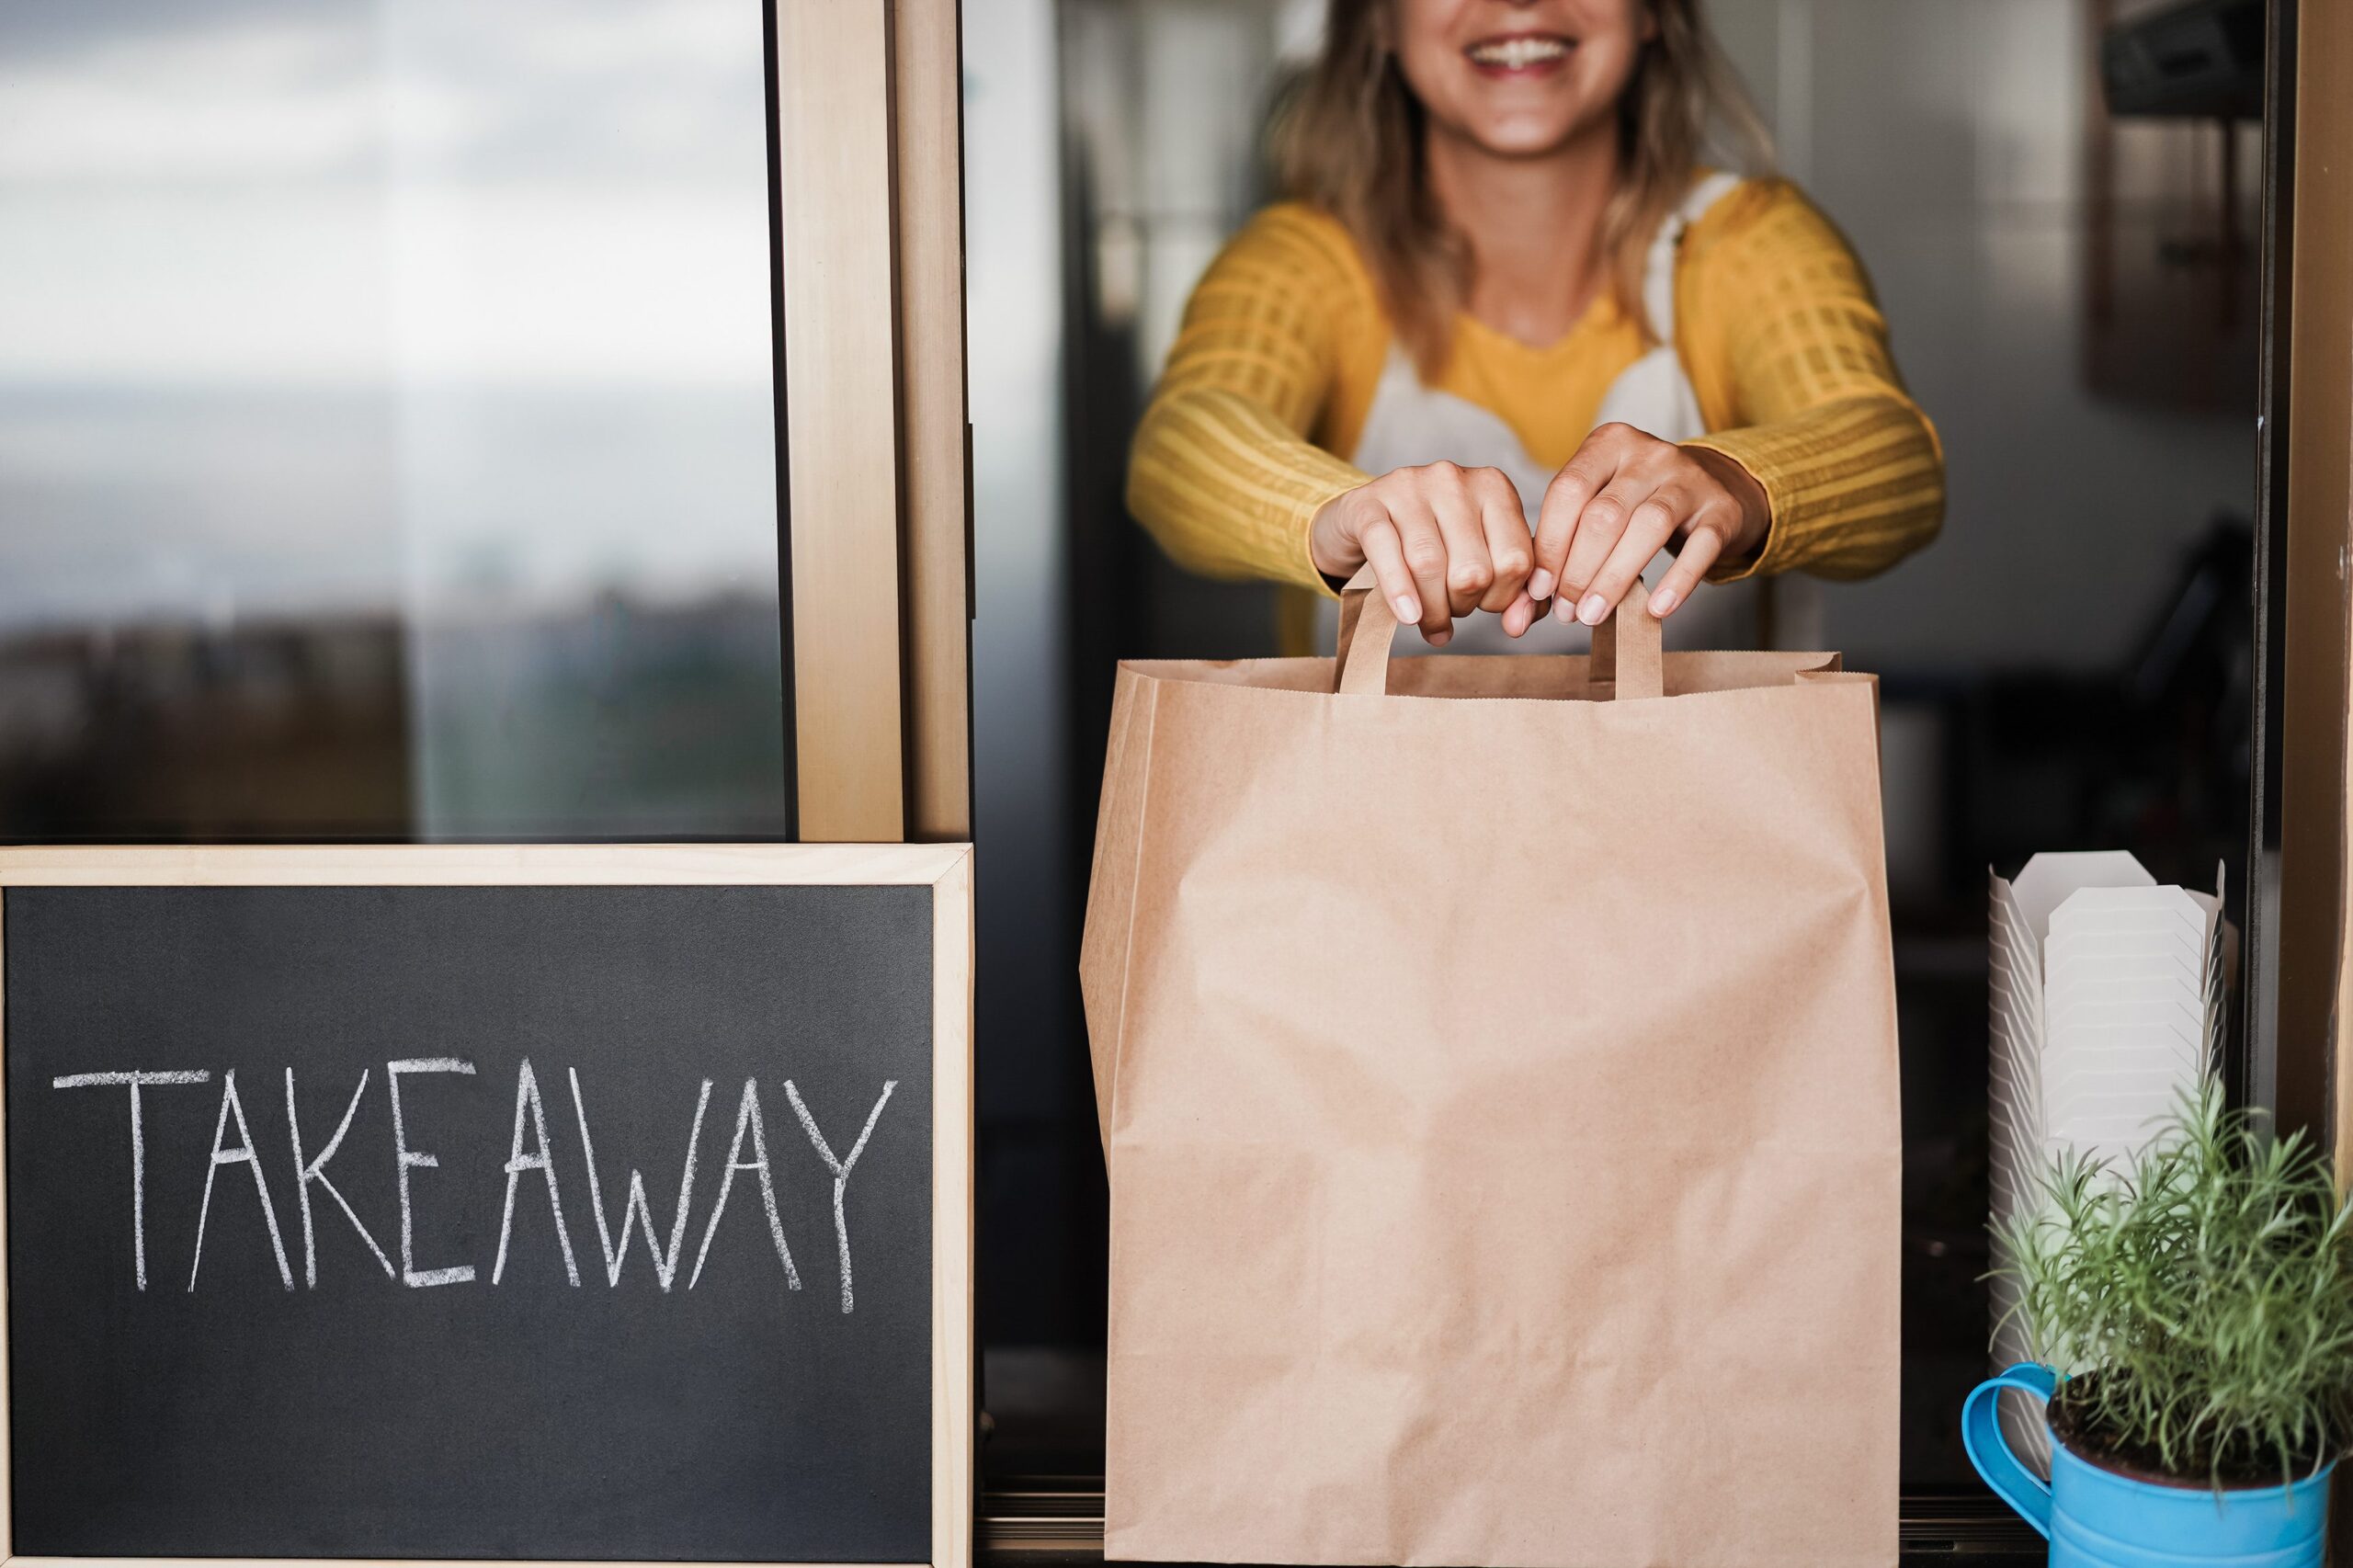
[[1080, 575, 1900, 1567]]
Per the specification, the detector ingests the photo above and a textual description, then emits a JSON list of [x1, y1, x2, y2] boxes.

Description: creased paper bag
[[1081, 575, 1902, 1567]]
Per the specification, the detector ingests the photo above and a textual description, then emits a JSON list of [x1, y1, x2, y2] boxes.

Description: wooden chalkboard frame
[[0, 843, 976, 1568]]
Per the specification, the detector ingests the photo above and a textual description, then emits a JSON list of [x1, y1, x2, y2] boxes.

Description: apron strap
[[1643, 169, 1745, 340]]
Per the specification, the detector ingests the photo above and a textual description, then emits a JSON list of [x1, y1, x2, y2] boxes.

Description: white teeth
[[1467, 36, 1569, 67]]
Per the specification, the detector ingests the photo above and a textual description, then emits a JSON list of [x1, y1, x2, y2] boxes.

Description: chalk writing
[[51, 1069, 210, 1290], [493, 1060, 580, 1288], [785, 1079, 896, 1313], [387, 1058, 477, 1289], [189, 1070, 294, 1291], [287, 1068, 397, 1286], [690, 1079, 802, 1291], [50, 1062, 896, 1309], [572, 1069, 710, 1290]]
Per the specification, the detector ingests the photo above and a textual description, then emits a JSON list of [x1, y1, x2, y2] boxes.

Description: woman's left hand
[[1499, 423, 1771, 636]]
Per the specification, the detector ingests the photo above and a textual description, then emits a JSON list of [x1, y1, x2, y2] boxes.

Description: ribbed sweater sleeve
[[1679, 182, 1946, 581], [1126, 208, 1370, 593]]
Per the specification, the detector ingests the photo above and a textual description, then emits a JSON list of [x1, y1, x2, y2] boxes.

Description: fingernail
[[1577, 592, 1609, 626], [1552, 595, 1576, 625], [1528, 569, 1555, 601], [1427, 626, 1451, 647], [1649, 586, 1678, 618], [1394, 596, 1420, 623]]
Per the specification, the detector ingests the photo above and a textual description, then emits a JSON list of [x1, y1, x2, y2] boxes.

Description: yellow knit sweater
[[1126, 177, 1944, 606]]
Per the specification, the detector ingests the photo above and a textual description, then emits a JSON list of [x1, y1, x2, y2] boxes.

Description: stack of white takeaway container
[[1987, 851, 2230, 1471]]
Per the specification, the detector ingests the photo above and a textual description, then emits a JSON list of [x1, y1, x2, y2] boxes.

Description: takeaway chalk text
[[50, 1061, 899, 1312]]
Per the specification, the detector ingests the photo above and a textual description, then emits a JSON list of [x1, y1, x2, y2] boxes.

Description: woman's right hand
[[1308, 462, 1536, 646]]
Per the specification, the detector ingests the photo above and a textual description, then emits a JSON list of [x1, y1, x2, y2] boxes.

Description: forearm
[[1127, 385, 1367, 594], [1683, 392, 1945, 583]]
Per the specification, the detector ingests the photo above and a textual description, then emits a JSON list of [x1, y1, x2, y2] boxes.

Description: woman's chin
[[1452, 114, 1603, 162]]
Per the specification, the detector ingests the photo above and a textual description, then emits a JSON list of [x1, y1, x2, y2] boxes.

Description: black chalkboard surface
[[0, 846, 973, 1568]]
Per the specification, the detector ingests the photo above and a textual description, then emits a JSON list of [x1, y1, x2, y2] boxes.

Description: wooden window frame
[[775, 0, 972, 845], [2270, 0, 2349, 1161]]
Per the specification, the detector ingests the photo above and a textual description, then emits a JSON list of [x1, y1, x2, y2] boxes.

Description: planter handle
[[1961, 1361, 2058, 1540]]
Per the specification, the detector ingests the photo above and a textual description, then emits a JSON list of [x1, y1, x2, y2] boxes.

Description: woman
[[1127, 0, 1943, 651]]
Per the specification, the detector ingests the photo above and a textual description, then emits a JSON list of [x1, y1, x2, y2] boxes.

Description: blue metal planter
[[1963, 1363, 2331, 1567]]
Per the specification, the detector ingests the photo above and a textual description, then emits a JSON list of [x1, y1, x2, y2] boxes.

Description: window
[[0, 0, 790, 839]]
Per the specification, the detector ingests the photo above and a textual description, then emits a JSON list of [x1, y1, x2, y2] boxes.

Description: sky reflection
[[0, 0, 779, 630]]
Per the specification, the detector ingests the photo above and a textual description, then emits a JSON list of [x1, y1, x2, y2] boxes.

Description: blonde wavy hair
[[1274, 0, 1771, 377]]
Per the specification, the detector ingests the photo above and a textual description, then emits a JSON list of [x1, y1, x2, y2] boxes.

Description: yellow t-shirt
[[1125, 176, 1945, 607]]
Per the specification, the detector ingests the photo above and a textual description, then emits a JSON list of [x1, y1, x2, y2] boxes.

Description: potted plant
[[1965, 1086, 2353, 1567]]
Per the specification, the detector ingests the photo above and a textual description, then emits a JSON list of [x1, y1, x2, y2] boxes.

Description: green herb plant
[[1995, 1085, 2353, 1487]]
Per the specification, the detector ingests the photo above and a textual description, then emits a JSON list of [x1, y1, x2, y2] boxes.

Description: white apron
[[1323, 170, 1759, 657]]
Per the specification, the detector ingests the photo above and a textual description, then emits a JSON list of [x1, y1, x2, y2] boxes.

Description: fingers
[[1472, 469, 1534, 613], [1349, 437, 1750, 636], [1338, 463, 1540, 644], [1427, 464, 1535, 620], [1530, 429, 1628, 602], [1426, 471, 1494, 620], [1500, 589, 1541, 639], [1553, 472, 1648, 621], [1355, 518, 1423, 631], [1541, 426, 1759, 627], [1649, 508, 1733, 619], [1392, 497, 1456, 646], [1570, 487, 1689, 625]]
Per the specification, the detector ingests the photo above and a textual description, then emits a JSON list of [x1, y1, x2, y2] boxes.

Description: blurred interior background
[[965, 0, 2271, 1487]]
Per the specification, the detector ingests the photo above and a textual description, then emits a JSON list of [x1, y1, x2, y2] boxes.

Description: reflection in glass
[[0, 0, 787, 838]]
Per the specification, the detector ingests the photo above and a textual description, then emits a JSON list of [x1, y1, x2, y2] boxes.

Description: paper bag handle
[[1334, 566, 1664, 700], [1589, 575, 1663, 699]]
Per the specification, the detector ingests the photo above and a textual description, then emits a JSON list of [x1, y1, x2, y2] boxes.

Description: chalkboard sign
[[0, 845, 973, 1568]]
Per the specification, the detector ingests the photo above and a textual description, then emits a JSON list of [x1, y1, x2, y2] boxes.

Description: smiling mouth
[[1464, 34, 1574, 71]]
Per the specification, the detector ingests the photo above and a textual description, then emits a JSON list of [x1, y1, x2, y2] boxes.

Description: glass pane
[[0, 0, 788, 840]]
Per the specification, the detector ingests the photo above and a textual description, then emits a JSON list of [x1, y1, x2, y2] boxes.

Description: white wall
[[1715, 0, 2254, 672]]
